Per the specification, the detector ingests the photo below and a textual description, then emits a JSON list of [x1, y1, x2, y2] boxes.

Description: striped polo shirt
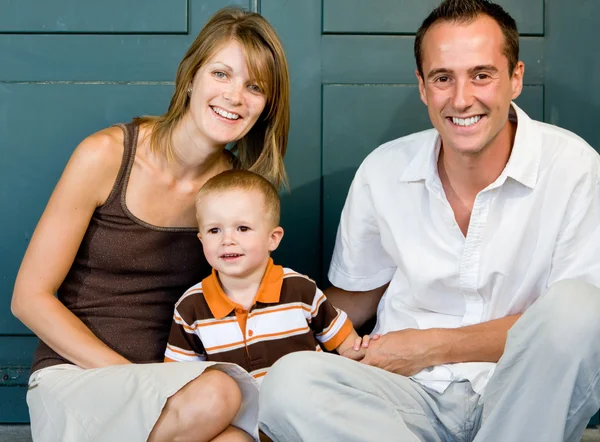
[[165, 259, 353, 382]]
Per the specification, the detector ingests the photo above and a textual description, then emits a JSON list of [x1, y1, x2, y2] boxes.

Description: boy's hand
[[339, 333, 380, 361]]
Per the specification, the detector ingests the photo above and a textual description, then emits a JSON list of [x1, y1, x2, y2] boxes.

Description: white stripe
[[310, 289, 326, 318], [165, 345, 206, 362], [246, 326, 311, 346], [317, 309, 348, 343], [174, 281, 205, 308], [247, 307, 310, 336], [197, 320, 244, 350]]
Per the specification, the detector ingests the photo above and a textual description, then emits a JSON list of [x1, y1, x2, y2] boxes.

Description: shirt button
[[248, 330, 254, 337]]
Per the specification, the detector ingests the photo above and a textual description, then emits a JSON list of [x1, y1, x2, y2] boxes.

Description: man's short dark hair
[[414, 0, 519, 78]]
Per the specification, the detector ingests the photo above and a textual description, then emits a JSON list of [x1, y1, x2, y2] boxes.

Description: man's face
[[417, 15, 524, 157]]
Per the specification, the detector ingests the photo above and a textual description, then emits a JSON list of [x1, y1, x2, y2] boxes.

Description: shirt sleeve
[[164, 303, 207, 363], [328, 162, 396, 291], [309, 286, 353, 351], [547, 178, 600, 288]]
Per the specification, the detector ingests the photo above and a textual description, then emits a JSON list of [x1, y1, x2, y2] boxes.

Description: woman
[[11, 7, 289, 442]]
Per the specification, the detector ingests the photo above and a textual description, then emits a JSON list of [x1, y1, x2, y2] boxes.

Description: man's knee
[[260, 352, 330, 422], [528, 280, 600, 354]]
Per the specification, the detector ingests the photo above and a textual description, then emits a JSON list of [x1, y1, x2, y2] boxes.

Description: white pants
[[27, 361, 260, 442], [259, 280, 600, 442]]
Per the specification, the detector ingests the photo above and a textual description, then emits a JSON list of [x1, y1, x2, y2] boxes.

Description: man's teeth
[[212, 107, 240, 120], [452, 115, 482, 126]]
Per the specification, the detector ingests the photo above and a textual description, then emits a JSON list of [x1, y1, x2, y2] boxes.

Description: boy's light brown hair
[[195, 169, 281, 227]]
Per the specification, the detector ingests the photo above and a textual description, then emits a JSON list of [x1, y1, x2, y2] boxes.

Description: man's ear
[[268, 226, 284, 252], [416, 69, 428, 106], [510, 61, 525, 100]]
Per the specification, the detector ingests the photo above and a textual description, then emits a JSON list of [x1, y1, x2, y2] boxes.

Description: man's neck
[[439, 120, 516, 198]]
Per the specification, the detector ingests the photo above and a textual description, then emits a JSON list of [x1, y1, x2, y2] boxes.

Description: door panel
[[0, 0, 188, 33], [323, 0, 544, 34]]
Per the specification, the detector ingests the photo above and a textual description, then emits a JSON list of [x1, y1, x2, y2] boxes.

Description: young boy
[[164, 170, 373, 384]]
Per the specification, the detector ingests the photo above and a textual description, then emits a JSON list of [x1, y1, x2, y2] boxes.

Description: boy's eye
[[207, 228, 220, 234], [238, 226, 250, 232]]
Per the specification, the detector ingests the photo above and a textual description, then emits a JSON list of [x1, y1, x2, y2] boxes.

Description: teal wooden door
[[1, 0, 599, 425]]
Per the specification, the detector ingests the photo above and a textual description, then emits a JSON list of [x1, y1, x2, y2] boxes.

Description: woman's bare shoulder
[[75, 125, 125, 167], [63, 125, 128, 204]]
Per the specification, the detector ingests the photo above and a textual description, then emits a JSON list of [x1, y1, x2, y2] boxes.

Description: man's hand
[[359, 328, 441, 376], [338, 333, 380, 361]]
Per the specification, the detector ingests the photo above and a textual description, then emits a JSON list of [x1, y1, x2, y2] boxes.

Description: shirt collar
[[398, 102, 541, 190], [501, 102, 540, 189], [202, 258, 284, 319]]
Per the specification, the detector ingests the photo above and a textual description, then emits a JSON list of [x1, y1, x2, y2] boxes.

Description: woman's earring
[[187, 87, 192, 97]]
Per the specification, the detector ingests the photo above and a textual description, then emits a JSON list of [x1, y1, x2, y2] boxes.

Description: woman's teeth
[[212, 107, 240, 120]]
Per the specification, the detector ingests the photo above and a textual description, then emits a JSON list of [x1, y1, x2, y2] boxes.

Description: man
[[259, 0, 600, 441]]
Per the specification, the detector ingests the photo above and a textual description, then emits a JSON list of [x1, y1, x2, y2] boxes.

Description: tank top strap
[[102, 122, 139, 208]]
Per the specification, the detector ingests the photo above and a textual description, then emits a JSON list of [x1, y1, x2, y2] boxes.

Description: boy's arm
[[164, 301, 207, 362], [335, 328, 364, 359], [308, 286, 355, 351]]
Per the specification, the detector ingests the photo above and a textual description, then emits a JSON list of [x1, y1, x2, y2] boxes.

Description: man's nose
[[452, 79, 475, 111]]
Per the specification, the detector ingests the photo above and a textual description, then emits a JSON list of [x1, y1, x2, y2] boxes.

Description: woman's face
[[186, 40, 268, 148]]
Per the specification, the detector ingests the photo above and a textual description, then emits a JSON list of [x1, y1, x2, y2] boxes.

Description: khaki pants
[[27, 361, 259, 442], [260, 280, 600, 442]]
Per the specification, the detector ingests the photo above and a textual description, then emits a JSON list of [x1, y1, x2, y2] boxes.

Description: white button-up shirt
[[329, 103, 600, 394]]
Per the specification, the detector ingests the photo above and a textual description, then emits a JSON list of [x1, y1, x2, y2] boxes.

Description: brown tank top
[[31, 122, 211, 373]]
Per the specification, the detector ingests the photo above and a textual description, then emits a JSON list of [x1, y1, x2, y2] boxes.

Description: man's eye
[[475, 73, 489, 80], [436, 76, 450, 83]]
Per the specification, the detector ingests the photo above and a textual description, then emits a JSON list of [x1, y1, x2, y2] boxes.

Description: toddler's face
[[197, 188, 282, 280]]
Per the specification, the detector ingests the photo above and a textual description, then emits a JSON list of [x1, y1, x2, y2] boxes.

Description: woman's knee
[[173, 369, 242, 428]]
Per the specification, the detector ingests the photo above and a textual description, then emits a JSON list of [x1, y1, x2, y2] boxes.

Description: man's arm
[[431, 314, 521, 365], [324, 284, 388, 329], [361, 314, 521, 376]]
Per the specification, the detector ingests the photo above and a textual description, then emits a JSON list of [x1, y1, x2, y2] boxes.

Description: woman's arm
[[12, 127, 131, 368]]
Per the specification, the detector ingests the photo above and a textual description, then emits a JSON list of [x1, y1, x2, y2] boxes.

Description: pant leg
[[475, 280, 600, 442], [259, 351, 477, 442]]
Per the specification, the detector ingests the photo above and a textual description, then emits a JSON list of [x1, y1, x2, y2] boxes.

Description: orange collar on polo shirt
[[201, 258, 284, 319]]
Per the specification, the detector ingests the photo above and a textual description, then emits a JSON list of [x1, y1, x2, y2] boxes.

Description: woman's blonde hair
[[135, 7, 290, 188]]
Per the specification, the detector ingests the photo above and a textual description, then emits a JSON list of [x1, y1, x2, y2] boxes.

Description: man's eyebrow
[[427, 68, 453, 80], [469, 65, 499, 74]]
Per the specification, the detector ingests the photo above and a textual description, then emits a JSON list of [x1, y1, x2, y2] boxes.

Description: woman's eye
[[213, 71, 227, 79], [248, 84, 262, 93]]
